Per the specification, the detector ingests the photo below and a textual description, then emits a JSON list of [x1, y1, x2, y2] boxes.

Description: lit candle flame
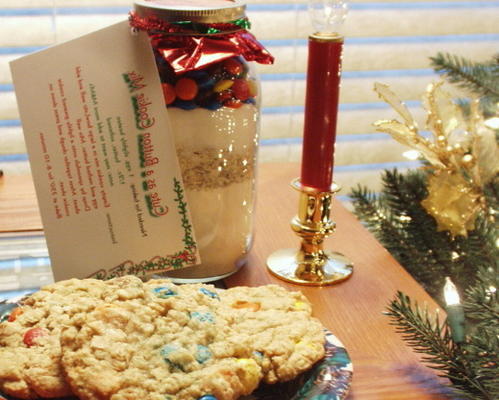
[[308, 0, 349, 34], [444, 277, 461, 306]]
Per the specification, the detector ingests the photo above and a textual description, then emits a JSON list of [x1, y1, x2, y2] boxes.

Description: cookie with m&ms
[[144, 282, 324, 385], [1, 276, 325, 399], [0, 275, 159, 399], [219, 284, 325, 384], [60, 280, 262, 400]]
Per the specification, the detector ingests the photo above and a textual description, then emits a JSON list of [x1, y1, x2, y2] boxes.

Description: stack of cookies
[[0, 276, 325, 400]]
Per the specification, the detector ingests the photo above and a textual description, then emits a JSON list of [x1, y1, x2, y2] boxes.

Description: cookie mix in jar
[[131, 0, 273, 281]]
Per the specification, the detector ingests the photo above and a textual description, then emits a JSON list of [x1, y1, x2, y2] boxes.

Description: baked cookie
[[147, 281, 325, 384], [219, 285, 325, 384], [0, 275, 155, 399], [1, 276, 325, 399], [60, 280, 262, 400]]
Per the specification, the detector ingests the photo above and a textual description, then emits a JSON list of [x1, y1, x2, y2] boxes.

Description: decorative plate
[[1, 302, 352, 400], [243, 330, 353, 400]]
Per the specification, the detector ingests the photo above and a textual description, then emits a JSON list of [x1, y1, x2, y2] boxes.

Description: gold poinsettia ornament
[[373, 81, 498, 237], [422, 170, 481, 237]]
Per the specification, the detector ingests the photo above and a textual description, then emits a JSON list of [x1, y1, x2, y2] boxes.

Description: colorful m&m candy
[[23, 327, 47, 347], [156, 56, 258, 111], [175, 78, 198, 101]]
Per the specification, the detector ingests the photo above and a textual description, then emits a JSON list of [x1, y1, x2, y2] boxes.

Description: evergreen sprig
[[430, 52, 499, 115], [352, 51, 498, 400], [350, 169, 498, 302], [386, 288, 498, 399], [464, 264, 499, 331], [385, 292, 454, 366], [430, 52, 499, 99], [350, 170, 445, 293]]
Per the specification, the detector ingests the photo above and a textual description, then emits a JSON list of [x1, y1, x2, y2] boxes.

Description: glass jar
[[132, 0, 273, 281]]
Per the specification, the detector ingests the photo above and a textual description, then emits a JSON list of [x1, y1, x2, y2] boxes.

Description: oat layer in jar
[[132, 0, 273, 281]]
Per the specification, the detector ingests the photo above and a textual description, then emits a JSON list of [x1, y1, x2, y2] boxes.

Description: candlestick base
[[267, 248, 352, 286], [266, 178, 353, 286]]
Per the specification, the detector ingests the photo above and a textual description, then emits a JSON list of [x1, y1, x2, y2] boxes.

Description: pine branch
[[351, 169, 468, 300], [386, 292, 497, 399], [366, 52, 499, 400], [349, 182, 433, 276], [430, 52, 499, 100], [464, 264, 499, 329], [349, 184, 401, 238], [386, 292, 455, 367], [459, 329, 499, 398], [460, 265, 499, 397], [380, 170, 450, 294], [483, 177, 499, 215], [350, 167, 498, 302]]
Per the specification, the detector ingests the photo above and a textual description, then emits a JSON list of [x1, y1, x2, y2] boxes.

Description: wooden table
[[0, 164, 451, 399]]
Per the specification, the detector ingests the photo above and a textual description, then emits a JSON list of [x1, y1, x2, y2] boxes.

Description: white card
[[11, 21, 199, 281]]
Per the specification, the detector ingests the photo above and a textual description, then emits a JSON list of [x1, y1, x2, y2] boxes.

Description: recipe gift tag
[[10, 21, 199, 281]]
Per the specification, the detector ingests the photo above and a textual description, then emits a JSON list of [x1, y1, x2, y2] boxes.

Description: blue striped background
[[1, 33, 498, 56], [0, 0, 494, 295], [0, 69, 443, 91], [0, 256, 50, 271], [0, 1, 498, 16], [0, 4, 492, 183]]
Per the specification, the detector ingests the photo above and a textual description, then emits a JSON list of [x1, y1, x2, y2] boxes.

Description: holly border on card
[[86, 177, 198, 280]]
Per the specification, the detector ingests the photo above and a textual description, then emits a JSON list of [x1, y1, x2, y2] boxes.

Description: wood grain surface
[[0, 174, 42, 232], [0, 165, 452, 399], [226, 163, 452, 400]]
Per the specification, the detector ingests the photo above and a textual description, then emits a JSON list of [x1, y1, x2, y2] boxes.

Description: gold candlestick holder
[[267, 178, 353, 286]]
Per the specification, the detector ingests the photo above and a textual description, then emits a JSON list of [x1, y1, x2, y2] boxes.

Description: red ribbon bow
[[130, 12, 274, 74]]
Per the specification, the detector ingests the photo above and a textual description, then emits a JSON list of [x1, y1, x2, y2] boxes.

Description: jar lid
[[133, 0, 246, 24]]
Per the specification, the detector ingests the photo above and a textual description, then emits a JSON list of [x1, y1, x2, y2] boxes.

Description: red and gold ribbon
[[129, 12, 274, 74]]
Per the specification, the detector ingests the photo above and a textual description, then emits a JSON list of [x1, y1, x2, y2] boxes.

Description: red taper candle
[[300, 33, 343, 191]]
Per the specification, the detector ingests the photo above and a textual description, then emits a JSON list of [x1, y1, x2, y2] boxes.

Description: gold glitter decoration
[[422, 171, 480, 236], [373, 81, 499, 237]]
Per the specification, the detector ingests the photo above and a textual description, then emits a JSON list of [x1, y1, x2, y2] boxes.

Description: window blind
[[1, 0, 498, 196]]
